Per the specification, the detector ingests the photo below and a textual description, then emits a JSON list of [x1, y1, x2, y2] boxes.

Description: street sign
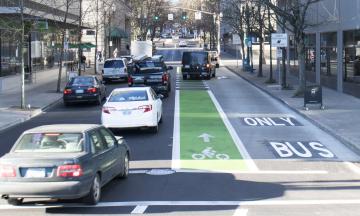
[[232, 34, 241, 45], [271, 33, 288, 47], [195, 11, 202, 20], [168, 13, 173, 21]]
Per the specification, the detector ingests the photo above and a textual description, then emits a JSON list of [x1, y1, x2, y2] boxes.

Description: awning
[[68, 42, 96, 49], [108, 27, 129, 38]]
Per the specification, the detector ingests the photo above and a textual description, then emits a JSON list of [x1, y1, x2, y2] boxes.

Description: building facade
[[0, 0, 81, 77], [296, 0, 360, 98], [82, 0, 131, 64]]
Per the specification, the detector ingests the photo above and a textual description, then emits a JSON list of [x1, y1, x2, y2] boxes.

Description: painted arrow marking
[[198, 133, 215, 143]]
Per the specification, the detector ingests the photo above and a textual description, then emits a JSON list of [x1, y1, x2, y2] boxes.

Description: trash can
[[304, 85, 324, 110]]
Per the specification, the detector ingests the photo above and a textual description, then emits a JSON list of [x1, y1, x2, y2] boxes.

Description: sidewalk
[[221, 51, 360, 155], [0, 66, 99, 132]]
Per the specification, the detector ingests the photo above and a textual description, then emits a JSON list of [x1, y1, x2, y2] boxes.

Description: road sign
[[195, 11, 202, 20], [232, 34, 241, 45], [168, 13, 173, 21], [271, 33, 288, 47]]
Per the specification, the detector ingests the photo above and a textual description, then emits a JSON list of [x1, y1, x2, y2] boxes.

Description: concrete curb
[[225, 66, 360, 157], [0, 97, 63, 133]]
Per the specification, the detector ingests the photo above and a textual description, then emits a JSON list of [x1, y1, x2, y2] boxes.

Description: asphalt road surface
[[1, 48, 360, 216]]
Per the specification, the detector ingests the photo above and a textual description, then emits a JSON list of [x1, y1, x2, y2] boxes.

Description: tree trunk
[[258, 36, 264, 77], [57, 31, 65, 92], [295, 36, 306, 96]]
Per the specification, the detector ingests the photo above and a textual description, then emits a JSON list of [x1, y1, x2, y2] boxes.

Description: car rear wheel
[[7, 198, 23, 206], [64, 101, 71, 107], [118, 153, 129, 179], [83, 174, 101, 205]]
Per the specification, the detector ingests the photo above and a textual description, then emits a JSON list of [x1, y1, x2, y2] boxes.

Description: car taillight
[[162, 74, 168, 83], [63, 89, 72, 95], [138, 105, 152, 112], [0, 165, 16, 177], [128, 76, 133, 86], [102, 106, 116, 114], [57, 164, 83, 177], [87, 87, 97, 93]]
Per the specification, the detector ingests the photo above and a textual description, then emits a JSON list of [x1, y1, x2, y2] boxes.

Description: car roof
[[111, 87, 150, 92], [24, 124, 101, 134], [105, 58, 125, 61]]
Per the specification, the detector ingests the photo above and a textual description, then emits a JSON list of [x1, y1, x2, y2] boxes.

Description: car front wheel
[[118, 153, 129, 179]]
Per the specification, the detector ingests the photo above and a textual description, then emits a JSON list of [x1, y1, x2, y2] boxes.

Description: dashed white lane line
[[131, 205, 148, 214], [129, 169, 328, 175], [3, 200, 360, 209], [233, 208, 248, 216], [207, 90, 259, 171]]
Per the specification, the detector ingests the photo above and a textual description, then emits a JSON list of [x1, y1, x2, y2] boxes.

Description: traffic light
[[182, 12, 187, 20]]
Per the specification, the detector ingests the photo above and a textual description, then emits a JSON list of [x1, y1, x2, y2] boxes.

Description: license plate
[[25, 168, 45, 178], [184, 65, 190, 69], [122, 110, 132, 115], [75, 89, 84, 94], [147, 79, 159, 83]]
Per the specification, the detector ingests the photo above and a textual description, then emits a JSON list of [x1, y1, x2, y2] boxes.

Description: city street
[[0, 47, 360, 215]]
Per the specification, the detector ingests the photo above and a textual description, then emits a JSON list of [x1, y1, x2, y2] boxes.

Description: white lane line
[[233, 208, 248, 216], [129, 169, 327, 174], [344, 162, 360, 175], [3, 200, 360, 209], [207, 90, 259, 171], [171, 90, 181, 170], [131, 205, 148, 214]]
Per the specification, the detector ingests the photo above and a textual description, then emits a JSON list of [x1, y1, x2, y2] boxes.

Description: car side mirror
[[157, 94, 164, 99], [167, 66, 173, 70], [115, 136, 124, 145]]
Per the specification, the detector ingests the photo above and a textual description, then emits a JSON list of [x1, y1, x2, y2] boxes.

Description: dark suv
[[128, 56, 173, 97], [181, 51, 218, 80]]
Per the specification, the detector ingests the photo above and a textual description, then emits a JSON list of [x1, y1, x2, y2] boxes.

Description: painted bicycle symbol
[[192, 147, 230, 160]]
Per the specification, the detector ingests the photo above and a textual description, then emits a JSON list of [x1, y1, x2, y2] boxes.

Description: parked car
[[63, 76, 106, 106], [101, 87, 163, 133], [128, 55, 172, 97], [181, 51, 216, 80], [179, 40, 187, 47], [0, 124, 130, 205], [102, 58, 128, 83]]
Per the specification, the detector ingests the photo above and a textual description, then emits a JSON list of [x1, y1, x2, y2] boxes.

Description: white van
[[102, 58, 128, 83]]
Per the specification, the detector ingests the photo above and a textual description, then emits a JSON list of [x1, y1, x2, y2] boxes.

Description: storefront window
[[343, 29, 360, 83], [320, 32, 337, 77]]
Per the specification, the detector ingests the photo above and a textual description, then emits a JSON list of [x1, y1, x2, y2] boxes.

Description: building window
[[320, 32, 338, 76], [343, 29, 360, 83], [86, 30, 96, 35]]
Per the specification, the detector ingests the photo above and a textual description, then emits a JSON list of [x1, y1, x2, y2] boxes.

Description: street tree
[[261, 0, 320, 94]]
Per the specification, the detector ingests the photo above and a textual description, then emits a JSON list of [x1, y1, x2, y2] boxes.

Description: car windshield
[[182, 52, 208, 65], [13, 133, 84, 153], [70, 77, 94, 86], [109, 90, 148, 102], [104, 60, 124, 68]]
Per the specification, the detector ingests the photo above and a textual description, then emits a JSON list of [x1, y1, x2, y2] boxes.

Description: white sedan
[[101, 87, 163, 133]]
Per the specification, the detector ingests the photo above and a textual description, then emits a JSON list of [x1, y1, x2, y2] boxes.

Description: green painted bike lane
[[179, 88, 248, 171]]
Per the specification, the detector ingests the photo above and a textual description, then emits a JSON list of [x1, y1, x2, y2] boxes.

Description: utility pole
[[20, 0, 25, 109], [78, 0, 82, 76], [94, 0, 99, 74]]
